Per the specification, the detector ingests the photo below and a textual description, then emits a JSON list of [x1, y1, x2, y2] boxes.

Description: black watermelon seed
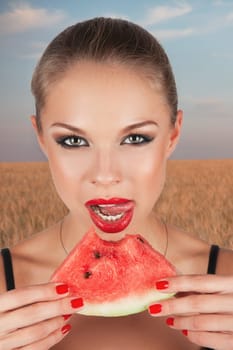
[[84, 271, 92, 279], [137, 237, 145, 243], [94, 251, 101, 259]]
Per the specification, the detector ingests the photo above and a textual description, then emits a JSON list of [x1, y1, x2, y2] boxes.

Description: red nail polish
[[182, 329, 188, 336], [56, 284, 69, 294], [71, 298, 84, 308], [61, 324, 71, 335], [156, 280, 169, 290], [166, 317, 174, 326], [62, 314, 72, 320], [149, 304, 162, 314]]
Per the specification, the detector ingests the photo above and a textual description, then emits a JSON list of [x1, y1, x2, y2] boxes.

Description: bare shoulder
[[1, 222, 61, 290], [217, 247, 233, 275], [166, 224, 210, 274], [167, 223, 233, 275]]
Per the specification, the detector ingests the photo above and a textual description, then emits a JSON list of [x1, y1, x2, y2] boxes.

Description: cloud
[[19, 51, 44, 60], [212, 52, 233, 59], [142, 2, 192, 27], [103, 13, 130, 20], [213, 0, 225, 5], [153, 27, 195, 40], [226, 12, 233, 22], [194, 98, 224, 108], [19, 41, 47, 60], [181, 96, 233, 118], [183, 96, 225, 106], [0, 2, 67, 35]]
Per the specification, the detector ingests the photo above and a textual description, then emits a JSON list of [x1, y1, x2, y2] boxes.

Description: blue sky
[[0, 0, 232, 161]]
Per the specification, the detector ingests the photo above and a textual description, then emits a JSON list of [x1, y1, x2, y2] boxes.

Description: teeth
[[92, 206, 124, 222], [99, 212, 124, 222]]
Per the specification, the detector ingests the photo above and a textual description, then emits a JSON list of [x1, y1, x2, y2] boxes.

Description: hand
[[148, 275, 233, 350], [0, 283, 84, 349]]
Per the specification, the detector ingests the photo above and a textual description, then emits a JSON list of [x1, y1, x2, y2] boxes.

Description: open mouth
[[85, 199, 134, 233], [91, 204, 125, 222]]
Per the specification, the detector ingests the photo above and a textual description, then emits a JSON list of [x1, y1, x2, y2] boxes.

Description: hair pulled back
[[31, 17, 178, 132]]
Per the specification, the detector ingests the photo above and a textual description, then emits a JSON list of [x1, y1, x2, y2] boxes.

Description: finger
[[0, 296, 83, 334], [167, 314, 233, 332], [0, 316, 68, 349], [0, 283, 71, 313], [149, 293, 233, 316], [15, 324, 71, 350], [181, 330, 233, 350], [155, 275, 233, 294], [20, 327, 71, 350]]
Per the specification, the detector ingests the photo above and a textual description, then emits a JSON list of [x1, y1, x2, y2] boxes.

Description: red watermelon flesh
[[51, 227, 176, 317]]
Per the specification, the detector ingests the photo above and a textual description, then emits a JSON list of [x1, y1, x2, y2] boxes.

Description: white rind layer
[[77, 289, 175, 317]]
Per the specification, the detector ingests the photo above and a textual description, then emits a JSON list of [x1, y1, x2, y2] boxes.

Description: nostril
[[89, 151, 122, 185], [91, 178, 121, 185]]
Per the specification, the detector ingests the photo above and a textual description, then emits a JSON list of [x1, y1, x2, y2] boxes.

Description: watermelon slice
[[51, 227, 176, 317]]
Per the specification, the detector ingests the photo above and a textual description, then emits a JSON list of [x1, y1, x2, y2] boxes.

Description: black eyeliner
[[55, 134, 89, 148], [120, 134, 155, 146]]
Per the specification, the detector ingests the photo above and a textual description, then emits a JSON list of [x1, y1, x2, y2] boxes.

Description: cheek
[[118, 135, 169, 206], [46, 150, 90, 209], [128, 146, 167, 203], [140, 155, 166, 193]]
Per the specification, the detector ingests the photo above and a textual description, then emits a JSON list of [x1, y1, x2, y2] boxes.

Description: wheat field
[[0, 160, 233, 249]]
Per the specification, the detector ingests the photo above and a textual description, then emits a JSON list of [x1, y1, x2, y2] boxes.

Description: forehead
[[42, 61, 170, 126]]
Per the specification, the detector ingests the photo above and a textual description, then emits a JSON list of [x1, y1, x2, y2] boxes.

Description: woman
[[0, 17, 232, 350]]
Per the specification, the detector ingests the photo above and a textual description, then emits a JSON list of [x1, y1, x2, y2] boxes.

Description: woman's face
[[32, 61, 182, 236]]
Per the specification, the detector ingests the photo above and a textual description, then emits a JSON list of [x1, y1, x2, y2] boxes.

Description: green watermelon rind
[[77, 289, 175, 317]]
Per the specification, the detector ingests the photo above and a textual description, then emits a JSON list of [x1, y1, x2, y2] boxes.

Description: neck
[[59, 212, 168, 257]]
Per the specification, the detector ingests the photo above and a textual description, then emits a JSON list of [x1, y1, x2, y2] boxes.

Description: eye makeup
[[121, 133, 154, 146], [55, 135, 89, 148], [55, 132, 154, 149]]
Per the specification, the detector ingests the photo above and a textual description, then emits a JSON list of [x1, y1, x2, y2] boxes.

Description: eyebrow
[[122, 120, 158, 132], [50, 122, 87, 134], [50, 120, 158, 133]]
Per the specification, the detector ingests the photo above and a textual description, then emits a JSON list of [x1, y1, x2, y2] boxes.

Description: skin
[[0, 61, 232, 350], [33, 61, 182, 245]]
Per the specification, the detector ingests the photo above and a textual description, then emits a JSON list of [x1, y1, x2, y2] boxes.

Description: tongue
[[98, 202, 134, 216]]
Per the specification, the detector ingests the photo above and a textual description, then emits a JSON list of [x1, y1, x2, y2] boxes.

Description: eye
[[121, 134, 154, 145], [56, 135, 89, 148]]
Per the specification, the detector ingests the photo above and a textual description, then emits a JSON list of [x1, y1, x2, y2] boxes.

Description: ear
[[30, 115, 48, 158], [166, 109, 183, 158]]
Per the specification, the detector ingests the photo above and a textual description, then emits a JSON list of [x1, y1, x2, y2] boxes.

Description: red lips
[[85, 198, 135, 233]]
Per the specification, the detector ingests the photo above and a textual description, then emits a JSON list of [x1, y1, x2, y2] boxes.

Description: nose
[[90, 148, 121, 186]]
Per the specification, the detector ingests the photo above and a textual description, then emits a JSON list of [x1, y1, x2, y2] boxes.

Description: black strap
[[207, 244, 219, 274], [1, 248, 15, 290], [201, 245, 220, 350]]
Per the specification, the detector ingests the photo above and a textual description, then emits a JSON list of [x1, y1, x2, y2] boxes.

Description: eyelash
[[55, 134, 154, 149], [121, 134, 154, 146], [56, 135, 88, 148]]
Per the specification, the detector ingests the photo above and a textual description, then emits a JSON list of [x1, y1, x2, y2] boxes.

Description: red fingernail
[[166, 317, 174, 326], [62, 314, 72, 321], [149, 304, 162, 314], [156, 280, 169, 290], [56, 284, 69, 294], [71, 298, 84, 308], [61, 324, 71, 335], [182, 329, 188, 336]]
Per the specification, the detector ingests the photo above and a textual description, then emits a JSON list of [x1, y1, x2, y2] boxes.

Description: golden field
[[0, 160, 233, 249]]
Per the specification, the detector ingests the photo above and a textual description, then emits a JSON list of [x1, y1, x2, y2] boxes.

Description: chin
[[93, 220, 140, 242], [95, 231, 127, 242]]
